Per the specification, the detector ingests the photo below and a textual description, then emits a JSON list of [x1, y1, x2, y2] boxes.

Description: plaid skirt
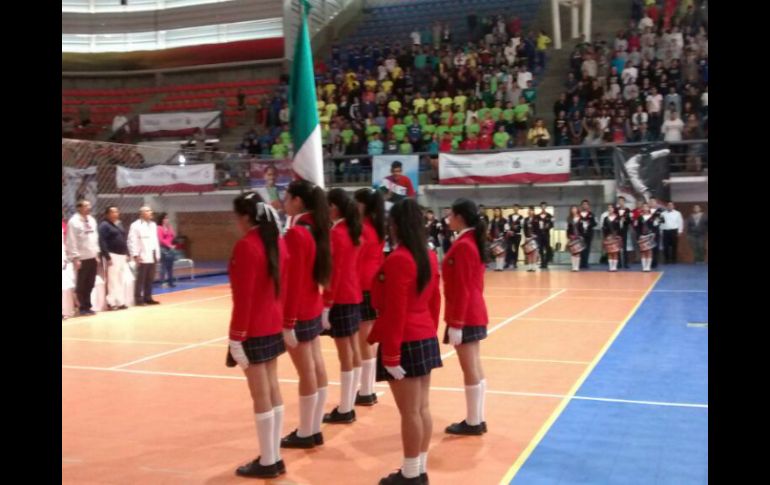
[[225, 332, 285, 367], [321, 303, 361, 338], [295, 316, 323, 342], [376, 337, 443, 381], [442, 325, 488, 345], [360, 291, 378, 322]]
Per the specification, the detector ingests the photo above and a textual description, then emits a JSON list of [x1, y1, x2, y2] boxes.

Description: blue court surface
[[510, 265, 708, 484]]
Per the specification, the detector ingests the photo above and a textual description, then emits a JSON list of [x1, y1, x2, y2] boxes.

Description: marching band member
[[505, 204, 523, 269], [280, 180, 331, 449], [578, 200, 597, 269], [443, 198, 490, 436], [227, 192, 288, 478], [369, 199, 442, 485], [602, 204, 622, 272], [535, 201, 553, 270], [440, 207, 454, 255], [354, 188, 387, 406], [424, 209, 441, 250], [566, 206, 586, 272], [322, 188, 364, 425], [648, 197, 665, 268], [635, 202, 660, 272], [489, 207, 508, 271], [616, 196, 633, 268], [522, 206, 540, 272]]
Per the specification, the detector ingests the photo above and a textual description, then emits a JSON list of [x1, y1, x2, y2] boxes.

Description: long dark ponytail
[[451, 198, 490, 263], [287, 180, 332, 286], [233, 192, 281, 295], [354, 188, 386, 242], [328, 188, 362, 246], [390, 198, 432, 293]]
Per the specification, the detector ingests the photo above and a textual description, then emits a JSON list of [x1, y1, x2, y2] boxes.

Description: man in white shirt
[[67, 200, 100, 316], [660, 201, 684, 264], [646, 87, 664, 134], [128, 206, 161, 306], [517, 67, 533, 90], [410, 30, 421, 46]]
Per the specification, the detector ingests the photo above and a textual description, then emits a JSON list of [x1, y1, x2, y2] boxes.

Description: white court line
[[480, 356, 590, 365], [516, 316, 619, 324], [651, 289, 708, 293], [61, 294, 232, 327], [62, 365, 707, 409], [109, 336, 227, 369], [485, 295, 641, 301], [440, 289, 567, 361]]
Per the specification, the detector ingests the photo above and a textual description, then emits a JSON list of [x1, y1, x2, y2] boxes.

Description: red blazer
[[323, 219, 362, 306], [368, 246, 441, 367], [228, 229, 288, 340], [358, 218, 385, 292], [442, 230, 488, 328], [282, 213, 324, 328]]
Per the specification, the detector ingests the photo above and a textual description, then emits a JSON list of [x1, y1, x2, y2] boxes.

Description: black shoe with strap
[[355, 392, 378, 406], [235, 457, 280, 478], [481, 421, 488, 433], [445, 420, 484, 436], [276, 459, 286, 475], [313, 432, 324, 445], [323, 407, 356, 424], [420, 472, 429, 484], [281, 429, 315, 449], [378, 470, 422, 485]]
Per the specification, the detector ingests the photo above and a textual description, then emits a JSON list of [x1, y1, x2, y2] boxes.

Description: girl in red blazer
[[322, 188, 364, 424], [369, 198, 442, 485], [279, 180, 332, 450], [226, 192, 288, 479], [442, 198, 490, 436], [353, 188, 387, 407]]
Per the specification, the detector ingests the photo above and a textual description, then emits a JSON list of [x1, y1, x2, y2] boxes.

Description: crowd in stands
[[238, 12, 555, 177], [554, 0, 708, 175]]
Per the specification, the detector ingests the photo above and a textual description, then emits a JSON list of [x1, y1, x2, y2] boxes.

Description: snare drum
[[603, 235, 622, 254], [490, 239, 506, 258], [638, 233, 656, 252], [523, 237, 539, 254], [567, 237, 586, 255]]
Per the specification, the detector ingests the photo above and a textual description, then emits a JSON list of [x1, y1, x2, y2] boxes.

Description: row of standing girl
[[226, 183, 491, 485]]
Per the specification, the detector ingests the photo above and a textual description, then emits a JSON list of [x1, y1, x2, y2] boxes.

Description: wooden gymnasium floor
[[62, 267, 708, 485]]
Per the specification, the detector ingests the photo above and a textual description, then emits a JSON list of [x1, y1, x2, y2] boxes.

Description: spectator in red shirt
[[439, 133, 454, 152], [478, 132, 493, 150], [461, 133, 479, 151]]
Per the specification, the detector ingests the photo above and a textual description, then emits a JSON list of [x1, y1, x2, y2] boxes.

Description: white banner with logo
[[138, 111, 221, 134], [116, 164, 216, 192], [439, 150, 571, 184]]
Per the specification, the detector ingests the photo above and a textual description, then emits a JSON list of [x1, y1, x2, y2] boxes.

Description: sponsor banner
[[439, 150, 571, 184], [116, 164, 215, 193], [139, 111, 221, 135]]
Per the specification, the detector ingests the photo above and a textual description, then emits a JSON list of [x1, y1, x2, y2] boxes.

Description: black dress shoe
[[481, 421, 488, 433], [355, 392, 378, 406], [281, 429, 315, 449], [445, 420, 484, 436], [313, 432, 324, 445], [145, 300, 161, 305], [235, 457, 280, 478], [379, 470, 422, 485], [118, 305, 128, 310], [323, 407, 356, 424], [420, 473, 429, 485], [276, 459, 286, 475]]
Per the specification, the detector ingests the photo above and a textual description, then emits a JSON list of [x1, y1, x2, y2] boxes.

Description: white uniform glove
[[322, 307, 331, 330], [283, 328, 298, 348], [447, 327, 464, 346], [228, 339, 250, 369], [385, 365, 407, 380]]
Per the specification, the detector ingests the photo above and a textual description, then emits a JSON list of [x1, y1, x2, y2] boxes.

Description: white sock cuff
[[254, 410, 274, 421], [402, 456, 421, 479], [273, 404, 285, 413]]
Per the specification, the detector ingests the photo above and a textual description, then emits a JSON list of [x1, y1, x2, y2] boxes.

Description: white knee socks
[[298, 393, 317, 438], [273, 405, 284, 461], [402, 456, 420, 479], [360, 358, 376, 396], [464, 383, 482, 426], [339, 371, 354, 413], [571, 255, 580, 271], [254, 410, 276, 466], [479, 378, 487, 423], [313, 387, 327, 434]]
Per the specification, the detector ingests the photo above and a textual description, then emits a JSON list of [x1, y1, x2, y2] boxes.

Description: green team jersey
[[341, 128, 355, 145], [467, 123, 481, 135], [493, 131, 510, 148], [399, 142, 413, 154], [502, 108, 515, 122], [392, 124, 407, 141]]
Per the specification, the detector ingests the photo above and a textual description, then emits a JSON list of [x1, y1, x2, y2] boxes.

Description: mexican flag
[[289, 0, 324, 188]]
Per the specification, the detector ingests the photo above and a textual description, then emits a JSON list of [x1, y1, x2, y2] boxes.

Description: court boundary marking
[[497, 272, 665, 484], [61, 364, 707, 409]]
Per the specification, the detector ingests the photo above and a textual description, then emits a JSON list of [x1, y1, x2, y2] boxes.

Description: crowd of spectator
[[553, 0, 708, 175], [238, 12, 556, 178]]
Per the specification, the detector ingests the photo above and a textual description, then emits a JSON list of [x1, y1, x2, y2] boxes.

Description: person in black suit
[[615, 196, 633, 268], [535, 202, 554, 269], [578, 199, 597, 269], [505, 205, 523, 269], [686, 205, 708, 263]]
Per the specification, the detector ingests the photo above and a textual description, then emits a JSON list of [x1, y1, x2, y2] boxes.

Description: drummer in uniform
[[566, 206, 586, 272], [579, 200, 597, 269], [635, 202, 660, 272], [522, 206, 540, 272], [535, 202, 553, 270], [616, 196, 633, 268], [505, 205, 523, 269], [602, 204, 623, 272], [489, 208, 508, 272]]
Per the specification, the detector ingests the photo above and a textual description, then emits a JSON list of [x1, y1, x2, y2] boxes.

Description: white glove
[[283, 328, 298, 348], [228, 339, 250, 370], [322, 308, 331, 330], [447, 327, 464, 346], [385, 365, 406, 380]]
